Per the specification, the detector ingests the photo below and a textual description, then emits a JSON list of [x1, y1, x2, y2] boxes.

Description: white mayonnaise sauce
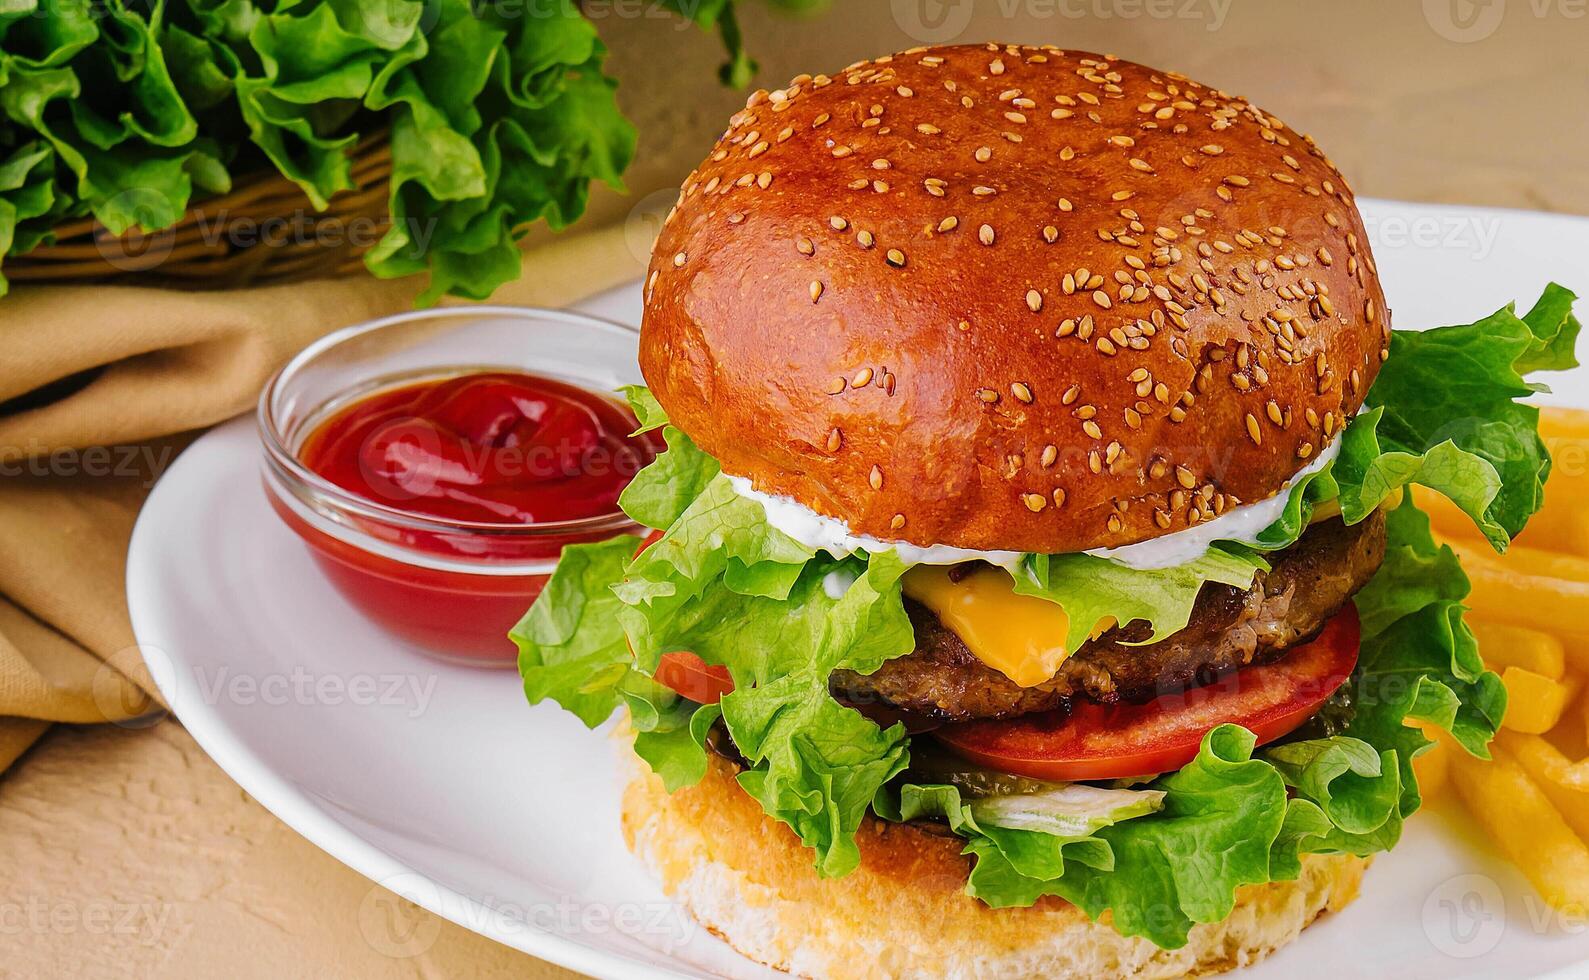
[[726, 433, 1340, 573], [725, 475, 1026, 571]]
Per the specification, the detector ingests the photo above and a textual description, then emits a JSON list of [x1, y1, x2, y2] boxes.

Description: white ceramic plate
[[129, 200, 1589, 979]]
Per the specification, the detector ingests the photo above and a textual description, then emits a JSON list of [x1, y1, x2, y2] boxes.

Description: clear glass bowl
[[258, 307, 648, 667]]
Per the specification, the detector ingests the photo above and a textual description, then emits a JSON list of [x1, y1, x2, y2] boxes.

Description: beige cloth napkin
[[0, 224, 644, 771]]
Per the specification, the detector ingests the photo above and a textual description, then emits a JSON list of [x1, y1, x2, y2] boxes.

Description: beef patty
[[830, 511, 1386, 723]]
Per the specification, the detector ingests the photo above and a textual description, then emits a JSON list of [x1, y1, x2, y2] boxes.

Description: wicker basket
[[6, 132, 393, 291]]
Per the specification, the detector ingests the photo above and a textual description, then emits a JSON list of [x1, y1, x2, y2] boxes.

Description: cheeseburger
[[515, 42, 1579, 978]]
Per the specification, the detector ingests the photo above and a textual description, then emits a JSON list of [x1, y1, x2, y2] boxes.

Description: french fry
[[1445, 539, 1589, 634], [1411, 728, 1449, 801], [1539, 406, 1589, 443], [1473, 542, 1589, 583], [1498, 730, 1589, 846], [1489, 729, 1589, 792], [1500, 668, 1580, 734], [1412, 486, 1486, 544], [1581, 680, 1589, 745], [1469, 620, 1567, 679], [1446, 738, 1589, 909]]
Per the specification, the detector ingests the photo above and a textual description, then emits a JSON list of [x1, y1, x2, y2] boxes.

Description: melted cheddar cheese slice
[[902, 564, 1084, 688]]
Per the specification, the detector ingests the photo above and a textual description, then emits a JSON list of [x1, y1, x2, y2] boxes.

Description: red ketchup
[[279, 372, 656, 664]]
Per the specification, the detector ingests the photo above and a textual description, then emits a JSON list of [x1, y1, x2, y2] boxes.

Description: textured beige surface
[[4, 1, 1588, 977]]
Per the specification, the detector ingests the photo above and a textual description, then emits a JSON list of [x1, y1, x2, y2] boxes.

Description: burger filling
[[513, 286, 1578, 950], [833, 510, 1387, 722]]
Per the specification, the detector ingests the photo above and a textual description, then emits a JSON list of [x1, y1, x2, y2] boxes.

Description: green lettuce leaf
[[0, 0, 800, 299], [1337, 286, 1578, 549], [1015, 546, 1266, 650]]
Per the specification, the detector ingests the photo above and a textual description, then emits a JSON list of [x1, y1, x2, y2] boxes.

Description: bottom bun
[[620, 744, 1367, 980]]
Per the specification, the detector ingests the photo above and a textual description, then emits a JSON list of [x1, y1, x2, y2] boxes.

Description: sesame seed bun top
[[639, 42, 1390, 554]]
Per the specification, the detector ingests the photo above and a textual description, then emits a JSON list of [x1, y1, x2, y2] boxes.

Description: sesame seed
[[857, 229, 875, 248], [1022, 493, 1048, 513], [1026, 289, 1043, 312], [1082, 420, 1103, 440], [796, 237, 814, 255], [1092, 290, 1112, 309], [916, 123, 940, 135], [977, 387, 999, 404], [1061, 384, 1080, 405], [975, 146, 992, 162], [826, 377, 846, 394], [852, 367, 873, 387], [978, 224, 996, 245], [1107, 514, 1123, 533], [890, 513, 906, 530], [826, 428, 843, 452], [829, 216, 848, 230], [1042, 225, 1059, 243], [869, 466, 883, 490], [672, 252, 687, 267], [809, 281, 824, 302], [1245, 414, 1263, 445], [886, 248, 907, 267], [1011, 382, 1033, 403], [938, 216, 959, 233], [1041, 445, 1058, 467]]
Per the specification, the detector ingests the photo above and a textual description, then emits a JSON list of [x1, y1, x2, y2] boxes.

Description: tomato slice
[[654, 651, 735, 705], [633, 531, 736, 705], [933, 604, 1362, 781]]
